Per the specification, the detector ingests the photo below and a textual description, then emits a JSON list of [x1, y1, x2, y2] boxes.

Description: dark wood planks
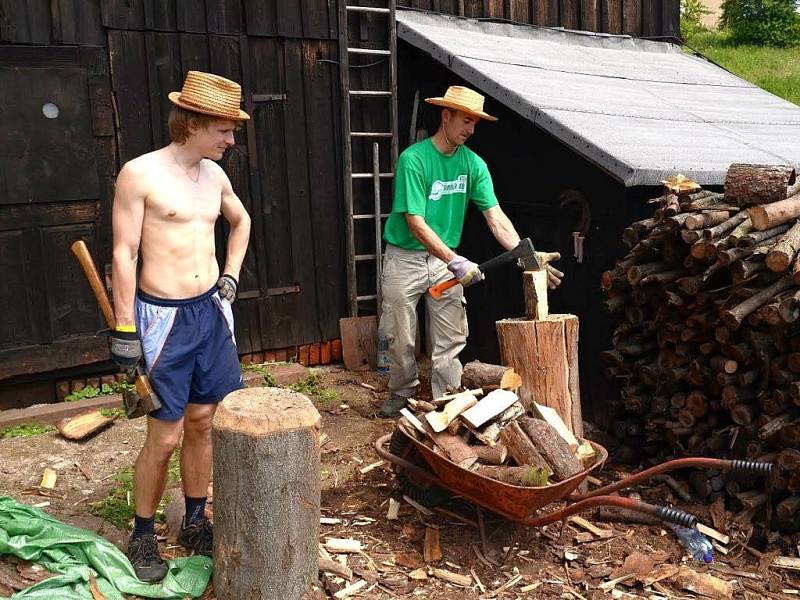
[[602, 0, 622, 33]]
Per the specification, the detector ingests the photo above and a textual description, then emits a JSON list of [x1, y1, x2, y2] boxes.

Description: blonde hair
[[168, 106, 226, 144]]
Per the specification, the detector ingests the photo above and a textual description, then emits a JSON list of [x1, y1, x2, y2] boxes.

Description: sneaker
[[179, 517, 213, 556], [378, 393, 408, 418], [127, 534, 168, 583]]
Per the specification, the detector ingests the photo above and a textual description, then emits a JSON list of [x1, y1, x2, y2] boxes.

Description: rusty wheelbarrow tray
[[375, 422, 775, 528]]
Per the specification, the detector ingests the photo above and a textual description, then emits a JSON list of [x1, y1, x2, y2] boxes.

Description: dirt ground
[[1, 364, 799, 599]]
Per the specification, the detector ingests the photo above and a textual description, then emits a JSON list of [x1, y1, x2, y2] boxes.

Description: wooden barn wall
[[0, 0, 346, 382], [0, 0, 678, 382], [397, 43, 654, 420], [396, 0, 680, 38]]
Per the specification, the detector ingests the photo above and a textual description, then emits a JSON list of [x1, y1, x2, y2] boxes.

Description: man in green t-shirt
[[378, 86, 562, 417]]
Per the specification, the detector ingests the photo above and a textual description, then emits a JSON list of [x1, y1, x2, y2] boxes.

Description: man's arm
[[218, 167, 251, 281], [405, 215, 456, 263], [482, 205, 520, 251], [111, 163, 146, 328]]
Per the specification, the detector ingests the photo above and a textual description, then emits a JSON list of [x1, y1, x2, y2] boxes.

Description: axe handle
[[428, 277, 460, 299], [71, 240, 116, 328]]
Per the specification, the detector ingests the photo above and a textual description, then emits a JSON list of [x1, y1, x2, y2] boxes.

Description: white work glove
[[447, 255, 484, 287], [530, 251, 563, 289]]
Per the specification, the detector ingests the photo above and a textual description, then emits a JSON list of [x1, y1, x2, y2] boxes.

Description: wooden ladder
[[338, 0, 399, 319]]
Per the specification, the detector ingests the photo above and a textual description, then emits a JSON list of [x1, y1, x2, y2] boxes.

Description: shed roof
[[396, 9, 800, 187]]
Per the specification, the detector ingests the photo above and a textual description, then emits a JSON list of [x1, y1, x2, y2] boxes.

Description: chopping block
[[495, 270, 583, 436]]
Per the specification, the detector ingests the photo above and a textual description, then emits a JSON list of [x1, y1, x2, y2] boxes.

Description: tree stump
[[213, 387, 322, 600], [496, 314, 583, 437]]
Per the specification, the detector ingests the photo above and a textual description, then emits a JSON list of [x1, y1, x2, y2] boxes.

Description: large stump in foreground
[[213, 387, 321, 600]]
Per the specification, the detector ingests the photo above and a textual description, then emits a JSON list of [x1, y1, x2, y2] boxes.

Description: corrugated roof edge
[[397, 8, 799, 188]]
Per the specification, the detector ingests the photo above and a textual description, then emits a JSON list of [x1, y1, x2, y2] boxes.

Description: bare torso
[[131, 148, 223, 298]]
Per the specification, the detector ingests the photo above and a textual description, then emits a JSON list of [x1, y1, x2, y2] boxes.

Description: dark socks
[[184, 496, 207, 526], [132, 514, 155, 539]]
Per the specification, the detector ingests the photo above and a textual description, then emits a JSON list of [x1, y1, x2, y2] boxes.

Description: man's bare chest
[[145, 183, 222, 225]]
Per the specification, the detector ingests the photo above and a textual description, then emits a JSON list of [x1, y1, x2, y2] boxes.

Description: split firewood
[[672, 565, 734, 599], [40, 468, 57, 489], [459, 389, 518, 429], [423, 527, 442, 562], [469, 402, 525, 446], [431, 568, 471, 587], [421, 421, 478, 468], [325, 538, 363, 554], [475, 465, 550, 486], [426, 393, 478, 432], [319, 558, 353, 580], [518, 417, 583, 481], [432, 388, 482, 407], [498, 421, 552, 472], [472, 443, 508, 465], [56, 409, 116, 441]]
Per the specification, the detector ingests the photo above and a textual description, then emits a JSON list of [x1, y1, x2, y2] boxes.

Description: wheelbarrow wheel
[[389, 428, 451, 508]]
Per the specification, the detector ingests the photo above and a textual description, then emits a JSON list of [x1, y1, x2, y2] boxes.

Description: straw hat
[[425, 86, 497, 121], [168, 71, 250, 121]]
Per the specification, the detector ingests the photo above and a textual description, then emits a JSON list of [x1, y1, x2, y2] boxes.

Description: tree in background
[[720, 0, 800, 46], [680, 0, 711, 38]]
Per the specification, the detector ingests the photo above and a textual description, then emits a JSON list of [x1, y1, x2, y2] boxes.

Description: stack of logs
[[398, 361, 595, 487], [602, 163, 800, 534]]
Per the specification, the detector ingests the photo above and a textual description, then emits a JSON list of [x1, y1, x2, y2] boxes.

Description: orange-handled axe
[[428, 238, 543, 299], [70, 240, 161, 418]]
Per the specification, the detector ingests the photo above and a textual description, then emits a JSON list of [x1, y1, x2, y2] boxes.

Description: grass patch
[[65, 381, 135, 403], [90, 450, 182, 530], [289, 371, 342, 410], [1, 423, 55, 439], [684, 30, 800, 105], [240, 362, 277, 386]]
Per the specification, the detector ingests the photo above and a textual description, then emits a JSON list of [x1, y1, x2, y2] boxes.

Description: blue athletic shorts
[[134, 286, 244, 421]]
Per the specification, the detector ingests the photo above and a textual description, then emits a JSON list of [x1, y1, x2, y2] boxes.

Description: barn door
[[0, 46, 115, 379]]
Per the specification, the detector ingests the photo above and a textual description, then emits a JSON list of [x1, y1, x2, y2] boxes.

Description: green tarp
[[0, 496, 212, 599]]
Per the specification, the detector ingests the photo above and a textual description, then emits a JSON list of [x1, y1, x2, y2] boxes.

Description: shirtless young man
[[110, 71, 251, 582]]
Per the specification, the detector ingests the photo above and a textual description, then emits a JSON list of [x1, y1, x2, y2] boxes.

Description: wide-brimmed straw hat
[[168, 71, 250, 121], [425, 86, 497, 121]]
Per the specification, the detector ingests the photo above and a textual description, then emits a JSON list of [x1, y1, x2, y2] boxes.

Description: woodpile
[[398, 362, 596, 487], [601, 164, 800, 534]]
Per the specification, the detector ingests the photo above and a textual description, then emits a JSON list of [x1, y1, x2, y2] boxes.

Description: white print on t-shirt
[[428, 175, 467, 201]]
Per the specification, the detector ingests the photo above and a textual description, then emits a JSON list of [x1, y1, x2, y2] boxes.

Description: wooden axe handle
[[428, 277, 460, 299], [71, 240, 116, 328]]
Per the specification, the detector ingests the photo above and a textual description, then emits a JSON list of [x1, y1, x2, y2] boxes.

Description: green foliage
[[240, 362, 277, 386], [91, 451, 182, 530], [681, 0, 711, 38], [720, 0, 800, 46], [685, 29, 800, 104], [1, 423, 55, 439], [99, 407, 126, 419], [65, 380, 134, 402], [289, 371, 341, 409]]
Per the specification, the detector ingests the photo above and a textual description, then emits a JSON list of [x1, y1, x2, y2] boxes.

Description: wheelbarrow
[[375, 421, 774, 529]]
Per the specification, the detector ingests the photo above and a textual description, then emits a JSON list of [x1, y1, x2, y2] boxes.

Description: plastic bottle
[[670, 525, 713, 563], [376, 335, 390, 375]]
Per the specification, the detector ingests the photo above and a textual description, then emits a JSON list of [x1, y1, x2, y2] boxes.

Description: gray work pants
[[380, 244, 468, 400]]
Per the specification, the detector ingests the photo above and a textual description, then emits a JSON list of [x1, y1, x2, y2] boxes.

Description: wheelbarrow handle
[[520, 495, 698, 529]]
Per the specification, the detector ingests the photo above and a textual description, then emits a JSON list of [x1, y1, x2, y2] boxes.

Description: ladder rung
[[357, 294, 378, 301], [349, 90, 392, 97], [351, 132, 393, 138], [352, 172, 393, 179], [348, 47, 391, 55], [354, 213, 390, 220], [346, 6, 390, 13]]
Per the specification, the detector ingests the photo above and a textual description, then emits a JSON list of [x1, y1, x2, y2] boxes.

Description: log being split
[[213, 388, 321, 600]]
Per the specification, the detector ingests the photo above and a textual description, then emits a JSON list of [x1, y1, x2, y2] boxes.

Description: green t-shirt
[[383, 138, 498, 250]]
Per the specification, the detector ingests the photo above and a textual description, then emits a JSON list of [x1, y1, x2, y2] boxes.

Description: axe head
[[513, 238, 543, 270]]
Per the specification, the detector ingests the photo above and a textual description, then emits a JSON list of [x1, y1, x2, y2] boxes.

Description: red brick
[[298, 345, 310, 366], [320, 341, 331, 365], [86, 377, 100, 389], [265, 350, 276, 363], [251, 351, 264, 364], [268, 363, 310, 386], [100, 375, 116, 386], [71, 379, 86, 393], [309, 344, 321, 366], [331, 339, 343, 362], [55, 381, 70, 402], [240, 353, 253, 365], [275, 348, 287, 362]]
